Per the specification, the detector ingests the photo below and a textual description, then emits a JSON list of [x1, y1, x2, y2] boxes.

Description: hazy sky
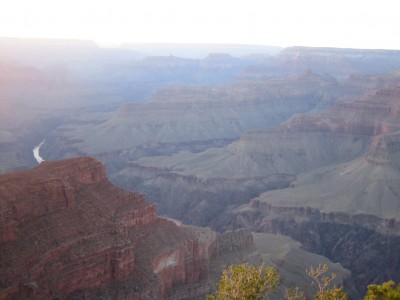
[[1, 0, 399, 49]]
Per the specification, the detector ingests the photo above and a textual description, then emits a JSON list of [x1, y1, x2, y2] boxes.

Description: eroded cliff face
[[111, 162, 294, 226], [219, 88, 400, 294], [108, 84, 400, 296], [44, 72, 345, 157], [0, 157, 254, 299], [230, 201, 400, 295], [109, 85, 400, 230]]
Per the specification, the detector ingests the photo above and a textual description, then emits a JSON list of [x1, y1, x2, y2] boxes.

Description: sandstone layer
[[0, 157, 256, 299]]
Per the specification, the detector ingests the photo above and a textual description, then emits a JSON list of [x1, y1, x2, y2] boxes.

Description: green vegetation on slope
[[208, 263, 398, 300]]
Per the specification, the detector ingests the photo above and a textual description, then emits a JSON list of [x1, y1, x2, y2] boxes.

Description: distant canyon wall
[[231, 200, 400, 295]]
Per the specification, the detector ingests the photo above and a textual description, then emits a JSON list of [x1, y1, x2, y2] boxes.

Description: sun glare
[[1, 0, 399, 49]]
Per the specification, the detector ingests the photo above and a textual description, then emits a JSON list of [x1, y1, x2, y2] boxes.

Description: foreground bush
[[208, 263, 399, 300], [207, 263, 279, 300], [364, 280, 400, 300]]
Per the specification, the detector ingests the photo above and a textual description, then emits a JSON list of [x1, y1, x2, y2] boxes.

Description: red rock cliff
[[0, 157, 254, 299]]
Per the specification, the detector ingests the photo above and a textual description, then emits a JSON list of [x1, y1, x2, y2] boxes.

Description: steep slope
[[0, 157, 257, 299], [252, 233, 356, 298], [256, 158, 400, 217], [0, 156, 354, 299], [223, 87, 400, 294], [115, 85, 400, 222], [109, 85, 400, 295], [250, 86, 400, 217], [46, 72, 346, 160], [251, 129, 400, 218], [231, 199, 400, 296]]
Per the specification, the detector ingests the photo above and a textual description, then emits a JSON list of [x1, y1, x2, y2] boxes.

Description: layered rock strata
[[109, 84, 400, 295], [47, 73, 342, 156], [0, 157, 254, 299], [232, 201, 400, 295]]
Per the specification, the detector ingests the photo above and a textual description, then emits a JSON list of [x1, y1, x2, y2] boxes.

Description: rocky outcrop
[[0, 157, 150, 299], [111, 162, 294, 227], [227, 86, 400, 218], [214, 86, 400, 293], [0, 157, 108, 243], [0, 157, 255, 299], [108, 84, 400, 230], [105, 83, 400, 296], [232, 201, 400, 295]]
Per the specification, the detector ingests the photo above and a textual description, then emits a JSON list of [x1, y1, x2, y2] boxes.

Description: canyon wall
[[231, 200, 400, 295], [107, 84, 400, 296], [111, 162, 294, 226], [0, 157, 254, 299], [43, 72, 344, 158]]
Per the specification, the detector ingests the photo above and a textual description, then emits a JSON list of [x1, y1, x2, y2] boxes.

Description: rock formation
[[0, 157, 255, 299], [231, 201, 400, 296], [3, 43, 400, 298], [211, 86, 400, 294], [108, 84, 400, 294], [112, 162, 294, 226], [45, 72, 343, 156], [238, 47, 400, 81], [116, 85, 400, 221]]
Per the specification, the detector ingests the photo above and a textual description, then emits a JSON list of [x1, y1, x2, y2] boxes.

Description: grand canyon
[[1, 38, 400, 299]]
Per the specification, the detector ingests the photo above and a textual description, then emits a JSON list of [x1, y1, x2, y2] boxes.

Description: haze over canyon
[[1, 38, 400, 299]]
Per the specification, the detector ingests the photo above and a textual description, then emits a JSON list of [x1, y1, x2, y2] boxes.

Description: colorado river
[[33, 139, 45, 163]]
